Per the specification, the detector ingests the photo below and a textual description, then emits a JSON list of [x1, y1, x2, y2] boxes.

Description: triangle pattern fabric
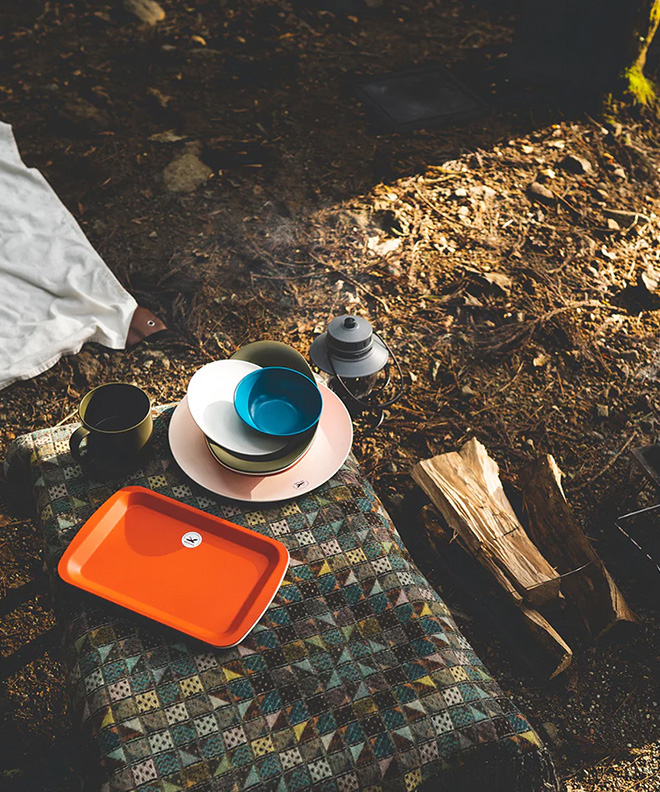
[[10, 411, 556, 792]]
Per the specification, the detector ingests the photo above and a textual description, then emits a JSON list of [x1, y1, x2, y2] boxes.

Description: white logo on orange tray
[[182, 531, 202, 548]]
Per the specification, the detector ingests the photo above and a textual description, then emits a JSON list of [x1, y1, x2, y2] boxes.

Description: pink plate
[[168, 384, 353, 502]]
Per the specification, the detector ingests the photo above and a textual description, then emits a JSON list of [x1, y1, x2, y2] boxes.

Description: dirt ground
[[2, 1, 660, 790]]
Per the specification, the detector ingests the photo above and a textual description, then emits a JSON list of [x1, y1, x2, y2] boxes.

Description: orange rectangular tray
[[57, 486, 289, 646]]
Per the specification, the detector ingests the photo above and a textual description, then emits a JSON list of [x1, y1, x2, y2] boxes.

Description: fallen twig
[[309, 253, 390, 311], [476, 300, 613, 356], [54, 409, 78, 428], [570, 432, 637, 493]]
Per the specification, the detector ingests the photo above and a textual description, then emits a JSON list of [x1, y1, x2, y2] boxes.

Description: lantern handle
[[327, 330, 406, 414]]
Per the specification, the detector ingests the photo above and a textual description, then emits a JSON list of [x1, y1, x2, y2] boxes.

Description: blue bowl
[[234, 367, 323, 437]]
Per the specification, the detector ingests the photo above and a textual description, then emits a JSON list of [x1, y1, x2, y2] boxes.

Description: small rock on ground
[[527, 181, 555, 206], [73, 351, 102, 385], [596, 404, 609, 419], [124, 0, 165, 25], [58, 97, 110, 131], [561, 154, 592, 175], [163, 143, 212, 193]]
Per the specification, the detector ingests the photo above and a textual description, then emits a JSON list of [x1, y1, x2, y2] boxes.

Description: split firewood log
[[519, 455, 636, 638], [413, 440, 573, 678], [412, 441, 561, 608]]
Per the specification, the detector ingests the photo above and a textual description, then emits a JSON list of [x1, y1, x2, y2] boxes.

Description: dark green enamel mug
[[69, 383, 153, 468]]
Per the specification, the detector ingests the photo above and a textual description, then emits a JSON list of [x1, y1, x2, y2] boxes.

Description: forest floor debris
[[1, 1, 660, 790]]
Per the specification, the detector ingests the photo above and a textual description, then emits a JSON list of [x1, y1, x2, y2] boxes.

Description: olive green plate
[[231, 340, 315, 381], [206, 429, 315, 476]]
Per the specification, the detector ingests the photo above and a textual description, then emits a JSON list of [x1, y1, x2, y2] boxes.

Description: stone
[[58, 97, 109, 131], [141, 349, 171, 369], [469, 185, 497, 201], [527, 181, 555, 206], [149, 130, 187, 143], [73, 351, 102, 385], [163, 143, 212, 192], [596, 404, 609, 419], [123, 0, 165, 25], [460, 385, 477, 397], [606, 217, 620, 231], [639, 264, 660, 294], [561, 154, 592, 175], [367, 237, 402, 257]]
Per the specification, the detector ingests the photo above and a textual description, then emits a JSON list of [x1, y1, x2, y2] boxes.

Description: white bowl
[[186, 360, 289, 458]]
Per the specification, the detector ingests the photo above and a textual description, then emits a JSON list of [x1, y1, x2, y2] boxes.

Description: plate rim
[[205, 436, 311, 476], [169, 385, 353, 503]]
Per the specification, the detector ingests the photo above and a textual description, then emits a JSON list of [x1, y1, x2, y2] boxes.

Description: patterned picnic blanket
[[4, 407, 558, 792]]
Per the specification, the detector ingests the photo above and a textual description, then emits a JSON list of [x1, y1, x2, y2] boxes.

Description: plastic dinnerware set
[[168, 341, 354, 503], [58, 341, 354, 647]]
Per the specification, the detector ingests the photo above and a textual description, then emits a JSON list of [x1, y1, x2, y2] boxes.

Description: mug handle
[[69, 426, 90, 461]]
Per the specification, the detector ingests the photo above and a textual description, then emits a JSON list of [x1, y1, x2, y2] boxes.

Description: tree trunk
[[510, 0, 660, 105], [624, 1, 660, 104]]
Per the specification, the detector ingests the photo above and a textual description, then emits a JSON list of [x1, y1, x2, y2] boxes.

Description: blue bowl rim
[[234, 366, 323, 437]]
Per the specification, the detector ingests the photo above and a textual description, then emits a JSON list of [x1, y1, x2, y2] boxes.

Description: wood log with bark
[[419, 504, 573, 680], [412, 439, 638, 676], [412, 440, 561, 608], [519, 455, 636, 639], [413, 439, 573, 678]]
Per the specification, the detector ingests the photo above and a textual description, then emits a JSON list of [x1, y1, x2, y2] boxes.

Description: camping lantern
[[309, 314, 404, 428]]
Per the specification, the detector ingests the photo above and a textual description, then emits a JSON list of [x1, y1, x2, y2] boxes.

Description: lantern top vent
[[309, 314, 389, 378]]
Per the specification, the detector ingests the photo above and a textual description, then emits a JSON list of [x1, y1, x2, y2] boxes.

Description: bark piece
[[412, 440, 561, 607], [519, 455, 636, 638]]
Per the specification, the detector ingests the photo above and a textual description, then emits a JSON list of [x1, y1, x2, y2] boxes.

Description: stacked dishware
[[168, 341, 353, 502]]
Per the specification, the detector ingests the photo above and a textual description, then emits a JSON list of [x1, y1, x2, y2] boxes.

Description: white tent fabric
[[0, 121, 136, 390]]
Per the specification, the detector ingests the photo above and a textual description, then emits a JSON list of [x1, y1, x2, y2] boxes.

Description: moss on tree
[[624, 64, 657, 106], [623, 0, 660, 107]]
